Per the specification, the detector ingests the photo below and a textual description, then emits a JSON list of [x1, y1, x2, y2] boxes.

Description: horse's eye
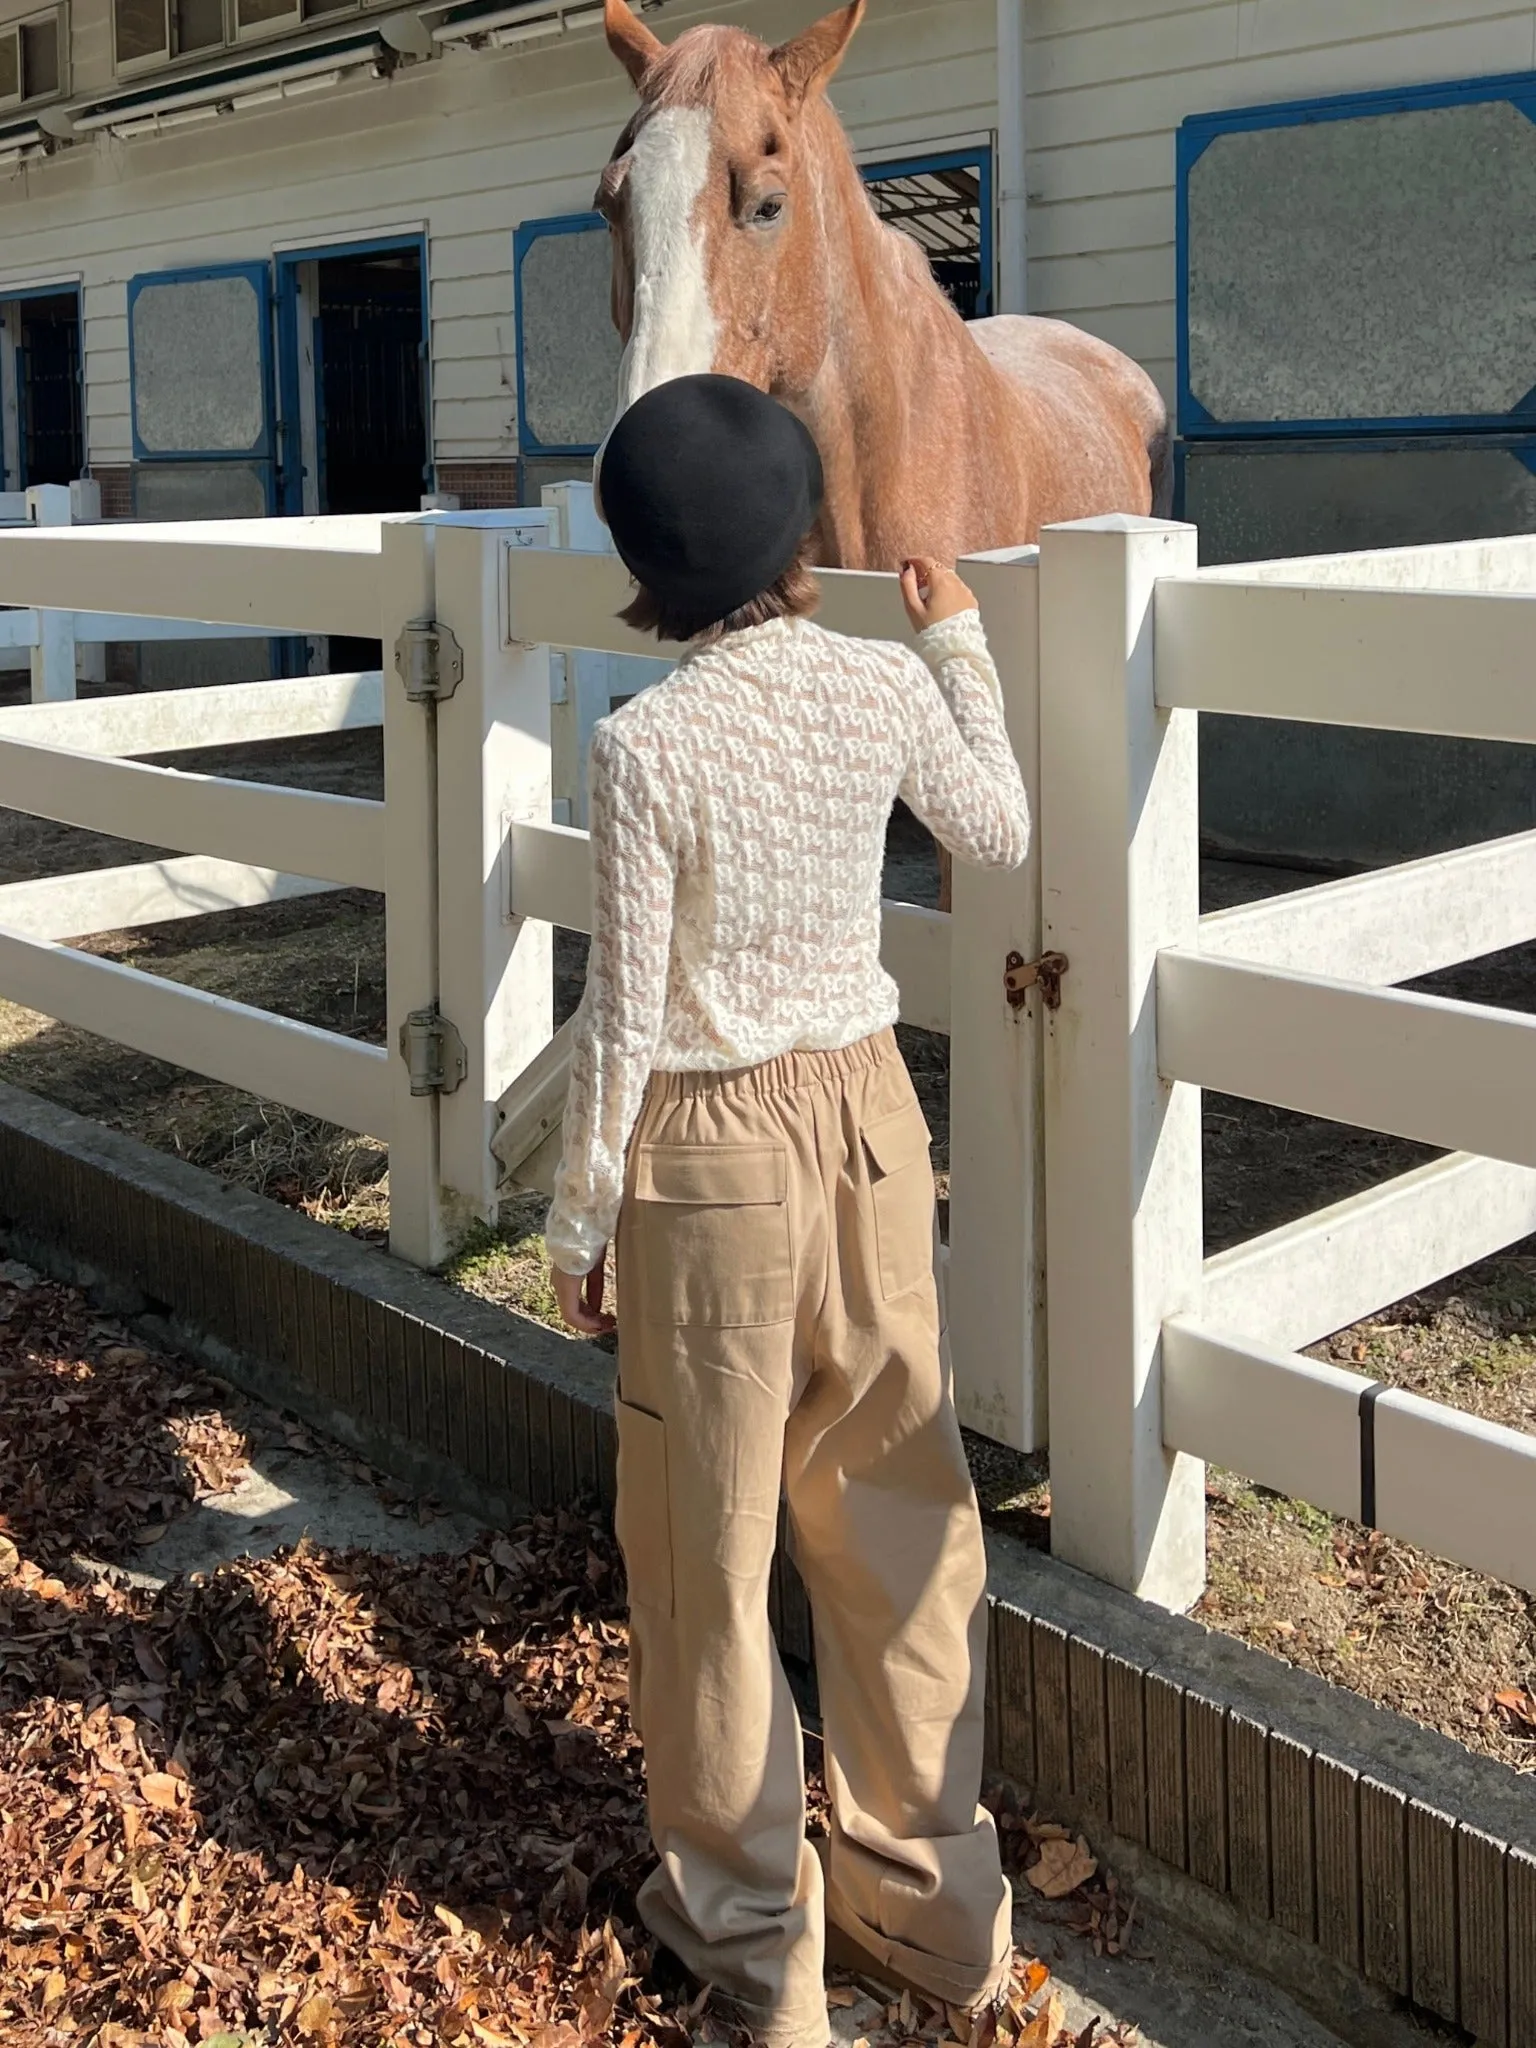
[[752, 194, 786, 227]]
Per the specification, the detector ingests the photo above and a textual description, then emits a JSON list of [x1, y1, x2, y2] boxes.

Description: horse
[[595, 0, 1170, 906]]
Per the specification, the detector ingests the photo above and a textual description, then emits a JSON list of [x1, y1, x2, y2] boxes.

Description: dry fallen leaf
[[1019, 1958, 1051, 2001], [827, 1987, 858, 2009], [297, 1991, 335, 2035], [0, 1532, 17, 1576], [140, 1771, 184, 1810], [1017, 1990, 1067, 2047], [1027, 1835, 1098, 1901]]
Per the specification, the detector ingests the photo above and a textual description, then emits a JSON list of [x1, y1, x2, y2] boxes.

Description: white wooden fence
[[1040, 518, 1536, 1613], [0, 508, 551, 1271], [0, 505, 1530, 1618], [0, 483, 280, 701]]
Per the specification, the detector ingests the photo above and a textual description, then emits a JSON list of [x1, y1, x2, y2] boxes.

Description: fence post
[[1039, 514, 1205, 1611], [68, 479, 105, 685], [379, 516, 450, 1267], [26, 484, 76, 704], [433, 514, 555, 1228], [947, 544, 1045, 1449]]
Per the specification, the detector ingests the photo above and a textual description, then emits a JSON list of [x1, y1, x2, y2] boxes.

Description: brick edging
[[0, 1078, 1529, 2045]]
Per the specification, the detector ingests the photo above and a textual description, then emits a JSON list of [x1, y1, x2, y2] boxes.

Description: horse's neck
[[798, 109, 998, 568]]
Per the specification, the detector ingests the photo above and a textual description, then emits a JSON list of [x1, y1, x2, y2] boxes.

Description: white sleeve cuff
[[916, 609, 988, 666]]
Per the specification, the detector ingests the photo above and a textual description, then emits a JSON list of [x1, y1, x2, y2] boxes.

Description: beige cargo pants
[[612, 1029, 1011, 2048]]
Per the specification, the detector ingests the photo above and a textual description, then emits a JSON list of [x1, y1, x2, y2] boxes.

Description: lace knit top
[[545, 608, 1031, 1275]]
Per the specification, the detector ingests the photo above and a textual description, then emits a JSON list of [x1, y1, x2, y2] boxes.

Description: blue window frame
[[513, 210, 615, 462], [513, 143, 996, 460], [126, 260, 275, 466], [862, 146, 994, 323], [1178, 69, 1536, 439]]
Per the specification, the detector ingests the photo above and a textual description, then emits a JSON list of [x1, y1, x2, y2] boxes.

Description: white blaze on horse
[[595, 0, 1170, 573], [595, 0, 1170, 907]]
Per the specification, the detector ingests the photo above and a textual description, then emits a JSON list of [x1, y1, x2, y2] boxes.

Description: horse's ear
[[770, 0, 864, 103], [605, 0, 664, 88]]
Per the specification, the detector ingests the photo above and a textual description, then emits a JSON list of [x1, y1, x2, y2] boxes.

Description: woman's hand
[[553, 1246, 616, 1336], [900, 557, 978, 632]]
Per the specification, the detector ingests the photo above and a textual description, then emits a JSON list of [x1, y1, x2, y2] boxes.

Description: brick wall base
[[89, 467, 134, 520]]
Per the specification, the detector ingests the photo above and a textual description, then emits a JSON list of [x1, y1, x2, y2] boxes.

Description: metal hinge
[[394, 619, 464, 703], [398, 1006, 468, 1096], [1004, 950, 1069, 1011]]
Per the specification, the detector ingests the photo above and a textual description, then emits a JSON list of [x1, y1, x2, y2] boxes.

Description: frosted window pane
[[132, 274, 266, 455], [518, 226, 622, 452]]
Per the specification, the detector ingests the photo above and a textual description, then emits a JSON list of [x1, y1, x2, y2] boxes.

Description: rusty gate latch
[[1004, 950, 1069, 1011]]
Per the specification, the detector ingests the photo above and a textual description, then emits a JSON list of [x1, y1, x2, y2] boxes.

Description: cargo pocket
[[614, 1395, 674, 1615], [632, 1144, 793, 1326], [863, 1106, 937, 1300]]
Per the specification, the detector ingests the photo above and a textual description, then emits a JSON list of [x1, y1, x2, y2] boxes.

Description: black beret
[[599, 375, 824, 628]]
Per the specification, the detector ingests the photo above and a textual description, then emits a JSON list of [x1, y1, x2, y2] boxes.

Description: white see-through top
[[545, 608, 1031, 1275]]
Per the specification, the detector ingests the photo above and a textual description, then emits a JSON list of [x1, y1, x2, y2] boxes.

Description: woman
[[547, 374, 1030, 2048]]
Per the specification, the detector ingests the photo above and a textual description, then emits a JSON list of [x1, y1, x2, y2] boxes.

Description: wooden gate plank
[[1227, 1713, 1271, 1919], [1313, 1754, 1361, 1973], [1408, 1800, 1459, 2022], [1185, 1692, 1228, 1894], [1509, 1847, 1536, 2045], [1030, 1620, 1072, 1801], [1068, 1638, 1109, 1823], [992, 1605, 1036, 1793], [1106, 1654, 1147, 1845], [1145, 1673, 1187, 1871], [1361, 1779, 1410, 1996], [1269, 1731, 1315, 1943], [1457, 1825, 1508, 2048]]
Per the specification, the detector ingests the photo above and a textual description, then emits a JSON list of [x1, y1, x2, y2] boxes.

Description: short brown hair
[[620, 539, 820, 647]]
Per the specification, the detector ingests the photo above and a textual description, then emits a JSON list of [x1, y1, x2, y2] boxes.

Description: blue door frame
[[274, 232, 431, 518], [1, 282, 84, 492]]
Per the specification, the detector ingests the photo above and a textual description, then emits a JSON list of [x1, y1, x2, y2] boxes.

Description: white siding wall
[[2, 0, 1533, 463], [0, 0, 996, 467], [1025, 0, 1536, 406]]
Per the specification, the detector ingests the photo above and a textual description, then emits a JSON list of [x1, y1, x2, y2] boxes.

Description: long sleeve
[[545, 721, 677, 1277], [898, 609, 1031, 871]]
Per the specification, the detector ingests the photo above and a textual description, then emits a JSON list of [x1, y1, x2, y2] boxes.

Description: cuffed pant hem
[[824, 1905, 1011, 2012], [707, 1990, 831, 2048]]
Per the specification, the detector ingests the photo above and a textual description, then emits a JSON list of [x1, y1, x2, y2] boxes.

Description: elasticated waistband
[[645, 1027, 900, 1105]]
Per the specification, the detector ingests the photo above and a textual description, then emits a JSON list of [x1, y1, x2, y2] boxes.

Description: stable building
[[1, 0, 1535, 851], [0, 0, 1532, 543]]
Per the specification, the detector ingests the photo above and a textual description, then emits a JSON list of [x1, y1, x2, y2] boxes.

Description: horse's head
[[595, 0, 863, 427]]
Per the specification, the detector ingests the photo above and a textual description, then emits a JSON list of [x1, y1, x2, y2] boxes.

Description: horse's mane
[[644, 24, 732, 110]]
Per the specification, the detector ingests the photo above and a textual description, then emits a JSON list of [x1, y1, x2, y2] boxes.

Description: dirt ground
[[0, 741, 1532, 1778]]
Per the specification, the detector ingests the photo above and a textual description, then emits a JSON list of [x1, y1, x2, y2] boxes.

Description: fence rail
[[0, 484, 285, 701], [1156, 579, 1536, 741], [1162, 1320, 1536, 1593], [0, 517, 385, 638]]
